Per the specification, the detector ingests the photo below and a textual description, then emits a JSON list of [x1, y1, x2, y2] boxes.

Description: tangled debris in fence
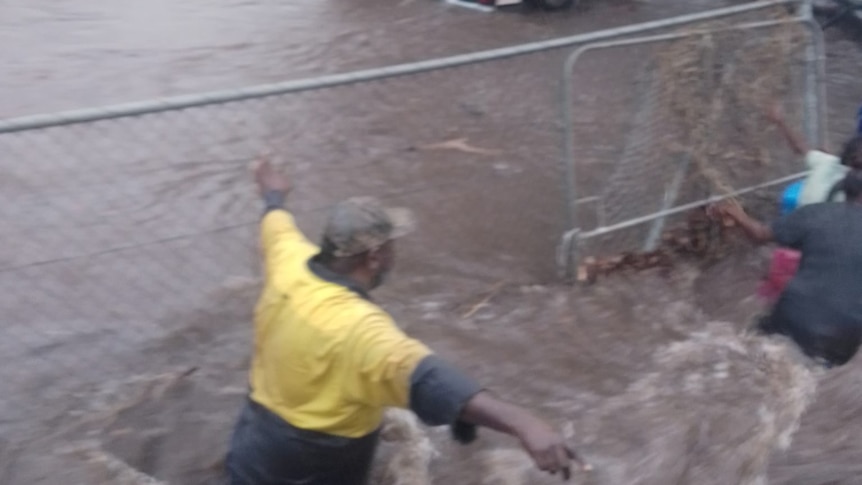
[[582, 8, 808, 267], [657, 9, 805, 194], [577, 208, 735, 284]]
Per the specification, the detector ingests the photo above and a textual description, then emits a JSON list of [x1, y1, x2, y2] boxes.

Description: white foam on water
[[374, 409, 441, 485], [479, 323, 821, 485]]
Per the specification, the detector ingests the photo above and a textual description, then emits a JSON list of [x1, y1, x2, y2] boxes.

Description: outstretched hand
[[459, 392, 591, 481], [709, 198, 774, 242], [707, 198, 745, 223], [253, 156, 291, 196], [516, 418, 591, 480]]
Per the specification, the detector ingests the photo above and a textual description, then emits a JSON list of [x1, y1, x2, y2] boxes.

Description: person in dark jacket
[[712, 170, 862, 368]]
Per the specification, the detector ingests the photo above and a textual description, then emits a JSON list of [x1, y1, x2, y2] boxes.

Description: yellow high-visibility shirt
[[249, 209, 432, 438]]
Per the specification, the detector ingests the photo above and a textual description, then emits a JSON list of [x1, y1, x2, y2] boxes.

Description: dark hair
[[829, 169, 862, 202], [840, 136, 862, 169]]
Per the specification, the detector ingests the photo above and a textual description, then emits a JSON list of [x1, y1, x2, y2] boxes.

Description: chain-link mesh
[[0, 2, 820, 480], [0, 46, 584, 480], [565, 14, 820, 261]]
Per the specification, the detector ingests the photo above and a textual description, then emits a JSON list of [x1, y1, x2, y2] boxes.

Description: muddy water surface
[[2, 1, 862, 484]]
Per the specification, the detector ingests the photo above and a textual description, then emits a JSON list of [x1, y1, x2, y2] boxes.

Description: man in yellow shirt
[[226, 160, 585, 485]]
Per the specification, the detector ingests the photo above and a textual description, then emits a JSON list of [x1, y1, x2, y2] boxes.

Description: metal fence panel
[[558, 14, 825, 279], [0, 49, 588, 459], [0, 0, 811, 479]]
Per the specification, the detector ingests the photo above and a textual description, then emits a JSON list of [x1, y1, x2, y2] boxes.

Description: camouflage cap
[[323, 197, 415, 258]]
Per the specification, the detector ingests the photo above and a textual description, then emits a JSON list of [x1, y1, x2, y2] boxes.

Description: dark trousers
[[758, 291, 862, 368], [227, 399, 380, 485]]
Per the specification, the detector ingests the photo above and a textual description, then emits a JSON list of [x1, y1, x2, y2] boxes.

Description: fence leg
[[558, 42, 583, 282], [644, 153, 691, 251], [557, 228, 581, 284]]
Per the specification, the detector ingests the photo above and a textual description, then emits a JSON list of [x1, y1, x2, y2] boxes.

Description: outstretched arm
[[712, 199, 816, 250], [253, 158, 318, 275], [459, 391, 591, 480], [710, 201, 774, 244], [343, 316, 589, 481], [766, 103, 810, 156]]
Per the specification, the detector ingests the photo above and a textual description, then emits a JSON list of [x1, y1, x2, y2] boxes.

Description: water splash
[[481, 322, 820, 485]]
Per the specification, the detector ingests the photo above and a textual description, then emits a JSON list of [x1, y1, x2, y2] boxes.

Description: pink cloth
[[757, 248, 801, 304]]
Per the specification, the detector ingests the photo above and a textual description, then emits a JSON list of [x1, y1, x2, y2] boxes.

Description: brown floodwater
[[2, 1, 862, 484]]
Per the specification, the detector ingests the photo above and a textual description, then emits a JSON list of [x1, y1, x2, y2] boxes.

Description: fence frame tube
[[0, 0, 796, 135]]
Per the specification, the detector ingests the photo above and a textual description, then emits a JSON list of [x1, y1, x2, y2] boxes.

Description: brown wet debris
[[461, 279, 508, 319], [407, 137, 503, 156], [577, 207, 737, 284]]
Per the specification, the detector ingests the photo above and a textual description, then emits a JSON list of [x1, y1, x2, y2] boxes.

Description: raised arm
[[253, 158, 318, 276], [766, 103, 810, 156], [710, 200, 774, 244]]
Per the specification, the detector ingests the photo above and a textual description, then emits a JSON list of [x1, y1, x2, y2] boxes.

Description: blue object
[[781, 180, 804, 215]]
